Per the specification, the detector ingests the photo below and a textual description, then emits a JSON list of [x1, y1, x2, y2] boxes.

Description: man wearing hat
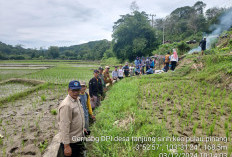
[[79, 81, 95, 133], [58, 80, 86, 157], [89, 70, 103, 110], [103, 66, 112, 86], [199, 37, 206, 55]]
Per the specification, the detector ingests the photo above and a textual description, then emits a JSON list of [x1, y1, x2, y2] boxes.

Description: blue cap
[[69, 80, 82, 90]]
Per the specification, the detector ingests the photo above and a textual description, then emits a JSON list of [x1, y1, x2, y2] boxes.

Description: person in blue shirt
[[150, 58, 155, 69], [146, 66, 154, 74], [134, 65, 141, 75], [134, 57, 140, 67]]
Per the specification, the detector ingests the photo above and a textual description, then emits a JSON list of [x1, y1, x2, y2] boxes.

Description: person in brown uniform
[[103, 66, 113, 86], [58, 80, 87, 157]]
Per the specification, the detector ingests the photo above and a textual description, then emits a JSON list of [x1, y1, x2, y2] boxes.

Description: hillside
[[88, 51, 232, 156], [0, 40, 111, 60]]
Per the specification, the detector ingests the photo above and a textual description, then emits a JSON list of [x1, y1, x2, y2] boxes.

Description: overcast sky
[[0, 0, 231, 48]]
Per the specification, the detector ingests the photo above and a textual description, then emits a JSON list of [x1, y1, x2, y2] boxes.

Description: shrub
[[177, 42, 190, 55]]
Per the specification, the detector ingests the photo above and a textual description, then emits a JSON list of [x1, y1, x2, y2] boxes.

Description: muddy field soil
[[0, 86, 67, 157]]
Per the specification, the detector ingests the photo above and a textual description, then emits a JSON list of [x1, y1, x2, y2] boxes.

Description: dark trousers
[[146, 66, 149, 71], [164, 63, 169, 72], [60, 142, 86, 157], [171, 61, 177, 71]]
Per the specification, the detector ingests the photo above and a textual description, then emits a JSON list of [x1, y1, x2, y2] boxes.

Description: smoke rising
[[188, 7, 232, 54]]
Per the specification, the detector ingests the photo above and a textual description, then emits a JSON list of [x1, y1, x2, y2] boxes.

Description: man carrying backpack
[[164, 52, 171, 72]]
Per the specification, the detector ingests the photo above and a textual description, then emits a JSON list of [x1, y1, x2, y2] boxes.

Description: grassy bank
[[89, 77, 181, 156], [89, 54, 232, 156]]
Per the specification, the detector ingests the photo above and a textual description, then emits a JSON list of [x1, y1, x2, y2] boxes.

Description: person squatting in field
[[103, 66, 113, 86]]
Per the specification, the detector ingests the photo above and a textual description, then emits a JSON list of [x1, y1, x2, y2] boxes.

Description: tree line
[[0, 1, 229, 61]]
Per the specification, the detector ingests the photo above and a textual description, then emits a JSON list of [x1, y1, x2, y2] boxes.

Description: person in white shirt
[[118, 65, 124, 80], [170, 49, 178, 71], [129, 64, 135, 76]]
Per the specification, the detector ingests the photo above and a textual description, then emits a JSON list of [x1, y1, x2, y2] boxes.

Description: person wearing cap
[[89, 70, 103, 110], [79, 81, 95, 134], [199, 37, 206, 55], [112, 66, 119, 81], [123, 62, 129, 77], [58, 80, 86, 157], [98, 67, 105, 88], [103, 66, 113, 86]]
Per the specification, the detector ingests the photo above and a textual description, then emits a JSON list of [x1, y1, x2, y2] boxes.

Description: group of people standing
[[163, 49, 179, 72], [57, 65, 118, 157], [57, 50, 180, 156]]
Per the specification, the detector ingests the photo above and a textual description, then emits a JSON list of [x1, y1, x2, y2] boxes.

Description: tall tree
[[112, 11, 158, 61], [48, 46, 59, 59]]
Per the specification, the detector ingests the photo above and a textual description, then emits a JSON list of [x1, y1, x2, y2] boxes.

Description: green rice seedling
[[2, 146, 6, 156], [35, 120, 40, 130], [0, 138, 3, 146], [224, 121, 228, 130], [0, 118, 2, 126], [22, 125, 25, 133], [209, 119, 216, 136], [229, 114, 232, 122], [180, 109, 184, 118], [193, 122, 198, 135], [41, 95, 46, 101], [39, 140, 48, 153], [51, 109, 57, 115], [220, 108, 224, 115], [22, 139, 25, 147], [226, 130, 229, 139]]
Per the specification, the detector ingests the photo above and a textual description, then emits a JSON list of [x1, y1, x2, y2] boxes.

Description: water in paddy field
[[0, 83, 33, 98]]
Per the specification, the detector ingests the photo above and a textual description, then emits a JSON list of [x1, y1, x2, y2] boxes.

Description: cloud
[[0, 0, 230, 48]]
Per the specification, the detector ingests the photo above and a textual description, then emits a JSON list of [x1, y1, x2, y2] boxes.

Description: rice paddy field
[[0, 54, 232, 157], [0, 60, 99, 157]]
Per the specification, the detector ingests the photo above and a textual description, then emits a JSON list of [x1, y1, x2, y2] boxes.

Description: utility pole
[[149, 14, 156, 28], [162, 19, 165, 44], [163, 26, 165, 44]]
